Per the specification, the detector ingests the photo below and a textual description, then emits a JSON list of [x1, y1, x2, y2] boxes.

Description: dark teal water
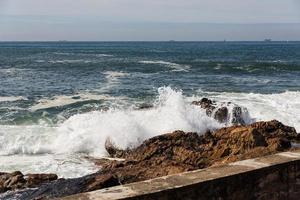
[[0, 41, 300, 125]]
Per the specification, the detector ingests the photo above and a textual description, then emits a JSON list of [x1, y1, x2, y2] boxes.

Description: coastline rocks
[[1, 120, 299, 199], [106, 120, 298, 167], [192, 98, 250, 125], [0, 171, 58, 193]]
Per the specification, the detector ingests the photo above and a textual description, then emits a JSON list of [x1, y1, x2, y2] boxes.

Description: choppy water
[[0, 42, 299, 177]]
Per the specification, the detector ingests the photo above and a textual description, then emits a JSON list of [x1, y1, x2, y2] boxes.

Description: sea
[[0, 41, 299, 178]]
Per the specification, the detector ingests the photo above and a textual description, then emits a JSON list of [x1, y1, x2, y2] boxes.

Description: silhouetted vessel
[[264, 39, 272, 42]]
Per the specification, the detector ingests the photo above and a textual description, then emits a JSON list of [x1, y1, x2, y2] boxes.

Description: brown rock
[[2, 120, 299, 199], [0, 171, 58, 194], [25, 173, 58, 187], [105, 137, 127, 158], [97, 120, 299, 189], [84, 174, 119, 192]]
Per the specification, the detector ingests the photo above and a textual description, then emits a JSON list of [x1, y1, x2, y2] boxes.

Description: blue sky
[[0, 0, 300, 41]]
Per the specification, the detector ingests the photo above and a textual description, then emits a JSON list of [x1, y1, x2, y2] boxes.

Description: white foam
[[139, 60, 190, 71], [52, 87, 221, 156], [48, 59, 92, 64], [95, 54, 113, 57], [199, 91, 300, 132], [98, 71, 129, 93], [52, 52, 113, 57], [0, 96, 27, 102], [30, 93, 115, 111], [0, 87, 221, 177], [0, 87, 221, 156], [0, 125, 99, 178], [103, 71, 129, 80], [0, 154, 97, 178], [0, 68, 30, 75], [1, 88, 299, 177]]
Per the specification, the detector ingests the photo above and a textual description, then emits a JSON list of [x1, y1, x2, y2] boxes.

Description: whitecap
[[52, 87, 221, 156], [139, 60, 190, 72], [0, 96, 27, 102], [191, 91, 300, 132], [30, 94, 115, 111]]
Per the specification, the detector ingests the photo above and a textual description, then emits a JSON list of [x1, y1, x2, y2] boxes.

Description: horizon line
[[1, 40, 300, 43]]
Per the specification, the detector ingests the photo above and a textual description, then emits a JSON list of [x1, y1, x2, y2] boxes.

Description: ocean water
[[0, 41, 299, 178]]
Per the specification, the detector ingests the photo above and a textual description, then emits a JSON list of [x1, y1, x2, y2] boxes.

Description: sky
[[0, 0, 300, 41]]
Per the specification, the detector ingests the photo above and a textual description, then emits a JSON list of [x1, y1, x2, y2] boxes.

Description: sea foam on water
[[0, 87, 299, 177], [53, 87, 221, 156]]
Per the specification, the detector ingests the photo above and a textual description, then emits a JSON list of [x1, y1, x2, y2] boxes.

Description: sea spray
[[53, 87, 222, 156], [1, 88, 300, 177], [205, 91, 300, 131]]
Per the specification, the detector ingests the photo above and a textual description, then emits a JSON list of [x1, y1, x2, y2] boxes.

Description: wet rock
[[137, 103, 153, 110], [107, 120, 298, 166], [192, 98, 215, 116], [84, 173, 119, 192], [105, 137, 127, 158], [25, 174, 58, 188], [192, 98, 249, 125], [0, 171, 58, 194]]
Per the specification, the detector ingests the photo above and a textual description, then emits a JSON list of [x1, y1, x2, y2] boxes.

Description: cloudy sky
[[0, 0, 300, 41]]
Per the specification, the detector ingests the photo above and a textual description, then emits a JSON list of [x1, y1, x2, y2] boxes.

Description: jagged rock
[[106, 120, 298, 166], [105, 137, 127, 158], [192, 98, 249, 125], [1, 120, 299, 200], [25, 174, 58, 188], [0, 171, 58, 194]]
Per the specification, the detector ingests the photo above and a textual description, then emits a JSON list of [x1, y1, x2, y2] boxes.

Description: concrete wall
[[61, 150, 300, 200]]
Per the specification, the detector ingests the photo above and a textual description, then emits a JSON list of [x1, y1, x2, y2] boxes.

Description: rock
[[84, 174, 119, 192], [1, 120, 299, 200], [192, 98, 249, 125], [192, 98, 215, 116], [105, 137, 127, 158], [137, 103, 153, 110], [0, 171, 58, 194], [25, 174, 58, 188]]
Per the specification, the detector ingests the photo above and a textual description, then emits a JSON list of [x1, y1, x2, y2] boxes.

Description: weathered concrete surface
[[60, 149, 300, 200]]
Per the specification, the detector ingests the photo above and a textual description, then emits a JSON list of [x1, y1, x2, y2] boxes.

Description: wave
[[48, 59, 93, 64], [0, 154, 97, 178], [139, 60, 190, 72], [97, 71, 130, 93], [3, 88, 300, 158], [193, 90, 300, 132], [1, 88, 300, 177], [103, 71, 129, 80], [52, 87, 221, 156], [0, 96, 27, 102], [30, 93, 115, 111], [0, 68, 30, 75], [0, 87, 221, 157], [52, 52, 113, 57]]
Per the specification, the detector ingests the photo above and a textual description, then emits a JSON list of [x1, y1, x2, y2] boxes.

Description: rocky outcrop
[[1, 120, 299, 199], [192, 98, 250, 125], [105, 120, 298, 169], [0, 171, 57, 193]]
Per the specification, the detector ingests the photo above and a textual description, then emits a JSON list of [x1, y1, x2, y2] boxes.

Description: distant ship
[[264, 39, 272, 42]]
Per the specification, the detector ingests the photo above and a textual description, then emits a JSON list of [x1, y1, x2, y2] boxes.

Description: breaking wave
[[139, 60, 190, 71], [1, 88, 299, 177]]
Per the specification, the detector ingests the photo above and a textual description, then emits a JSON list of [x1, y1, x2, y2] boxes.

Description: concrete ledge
[[61, 149, 300, 200]]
